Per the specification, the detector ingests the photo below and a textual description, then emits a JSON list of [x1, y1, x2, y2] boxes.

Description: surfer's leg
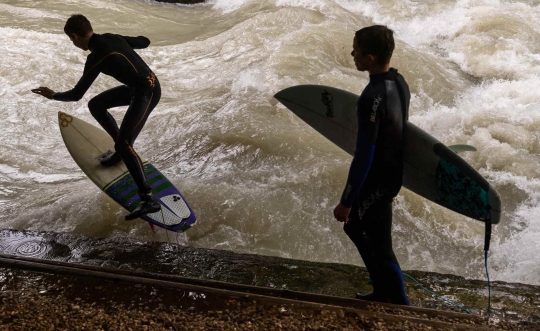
[[116, 82, 161, 220], [362, 200, 409, 305], [88, 86, 131, 139], [345, 204, 379, 301], [89, 86, 131, 166], [344, 195, 378, 280], [128, 81, 161, 144]]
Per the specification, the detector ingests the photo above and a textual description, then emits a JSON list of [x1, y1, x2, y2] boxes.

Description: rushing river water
[[0, 0, 539, 286]]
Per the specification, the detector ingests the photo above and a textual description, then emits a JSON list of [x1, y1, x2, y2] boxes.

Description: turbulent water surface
[[1, 0, 539, 286]]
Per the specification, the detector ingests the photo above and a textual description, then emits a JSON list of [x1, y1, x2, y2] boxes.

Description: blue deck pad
[[104, 163, 196, 232], [436, 158, 489, 220]]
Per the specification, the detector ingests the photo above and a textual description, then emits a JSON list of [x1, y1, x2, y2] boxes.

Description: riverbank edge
[[0, 229, 538, 327]]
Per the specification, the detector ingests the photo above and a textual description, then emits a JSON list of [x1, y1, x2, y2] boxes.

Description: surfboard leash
[[484, 218, 493, 318], [159, 208, 172, 246], [401, 217, 493, 317], [402, 273, 472, 314]]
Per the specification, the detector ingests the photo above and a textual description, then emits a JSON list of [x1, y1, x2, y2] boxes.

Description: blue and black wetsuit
[[342, 68, 410, 305], [54, 33, 161, 197]]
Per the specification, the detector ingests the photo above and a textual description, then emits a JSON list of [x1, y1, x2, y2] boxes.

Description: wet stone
[[0, 229, 539, 330]]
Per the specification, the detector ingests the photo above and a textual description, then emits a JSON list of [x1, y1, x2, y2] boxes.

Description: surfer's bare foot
[[125, 195, 161, 221], [99, 151, 122, 167]]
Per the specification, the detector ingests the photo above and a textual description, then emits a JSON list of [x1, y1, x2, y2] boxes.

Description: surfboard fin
[[269, 97, 279, 106], [448, 144, 477, 154]]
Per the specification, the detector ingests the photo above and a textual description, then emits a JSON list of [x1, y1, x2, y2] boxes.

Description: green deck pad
[[102, 161, 152, 191], [109, 167, 159, 197], [118, 175, 168, 205], [153, 181, 173, 195], [120, 188, 140, 205], [104, 163, 160, 201], [436, 158, 489, 219], [148, 174, 165, 185], [124, 181, 174, 209]]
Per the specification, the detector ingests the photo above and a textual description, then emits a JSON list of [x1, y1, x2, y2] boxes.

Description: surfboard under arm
[[273, 85, 501, 224]]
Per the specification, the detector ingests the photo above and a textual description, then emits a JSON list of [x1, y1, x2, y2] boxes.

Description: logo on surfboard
[[321, 90, 334, 118], [59, 112, 73, 128]]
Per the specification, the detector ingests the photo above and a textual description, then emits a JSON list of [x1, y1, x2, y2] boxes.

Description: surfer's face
[[68, 33, 88, 51], [351, 37, 374, 72]]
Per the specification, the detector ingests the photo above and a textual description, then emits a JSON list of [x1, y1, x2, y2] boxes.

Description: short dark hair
[[64, 14, 93, 37], [355, 25, 394, 65]]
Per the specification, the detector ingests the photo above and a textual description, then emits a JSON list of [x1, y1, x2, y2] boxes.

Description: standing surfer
[[333, 25, 411, 305], [32, 14, 161, 220]]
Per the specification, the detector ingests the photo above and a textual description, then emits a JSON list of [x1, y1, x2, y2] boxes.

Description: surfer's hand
[[333, 203, 351, 223], [31, 87, 55, 99]]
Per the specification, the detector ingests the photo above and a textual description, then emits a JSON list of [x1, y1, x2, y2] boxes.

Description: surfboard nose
[[58, 112, 74, 128]]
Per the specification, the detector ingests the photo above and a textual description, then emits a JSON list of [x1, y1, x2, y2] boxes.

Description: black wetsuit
[[54, 33, 161, 196], [341, 68, 410, 304]]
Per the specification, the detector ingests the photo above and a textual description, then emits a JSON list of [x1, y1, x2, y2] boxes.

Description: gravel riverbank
[[1, 267, 537, 331], [0, 230, 539, 330]]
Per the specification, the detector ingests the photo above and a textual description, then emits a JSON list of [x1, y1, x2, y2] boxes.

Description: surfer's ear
[[366, 54, 376, 66]]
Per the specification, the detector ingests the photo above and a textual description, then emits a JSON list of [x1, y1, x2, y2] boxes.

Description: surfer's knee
[[88, 98, 104, 119], [114, 139, 129, 155]]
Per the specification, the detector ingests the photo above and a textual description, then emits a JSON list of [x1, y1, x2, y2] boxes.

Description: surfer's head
[[352, 25, 394, 73], [64, 14, 93, 51]]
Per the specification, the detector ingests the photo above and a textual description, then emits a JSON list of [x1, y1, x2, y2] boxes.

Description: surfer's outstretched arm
[[31, 87, 55, 99], [52, 71, 100, 102], [32, 15, 100, 102], [31, 63, 100, 102]]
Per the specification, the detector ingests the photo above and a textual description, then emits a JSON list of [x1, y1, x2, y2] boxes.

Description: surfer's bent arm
[[340, 96, 382, 207], [53, 56, 101, 102], [120, 35, 150, 49], [340, 132, 375, 207]]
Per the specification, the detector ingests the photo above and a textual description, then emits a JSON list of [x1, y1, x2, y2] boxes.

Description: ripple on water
[[0, 235, 51, 259]]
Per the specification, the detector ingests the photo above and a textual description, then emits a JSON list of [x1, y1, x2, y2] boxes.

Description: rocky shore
[[1, 265, 537, 331], [0, 268, 365, 331], [0, 229, 539, 330]]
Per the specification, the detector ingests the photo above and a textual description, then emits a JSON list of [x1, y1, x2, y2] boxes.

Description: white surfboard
[[58, 112, 197, 232], [274, 85, 501, 224]]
